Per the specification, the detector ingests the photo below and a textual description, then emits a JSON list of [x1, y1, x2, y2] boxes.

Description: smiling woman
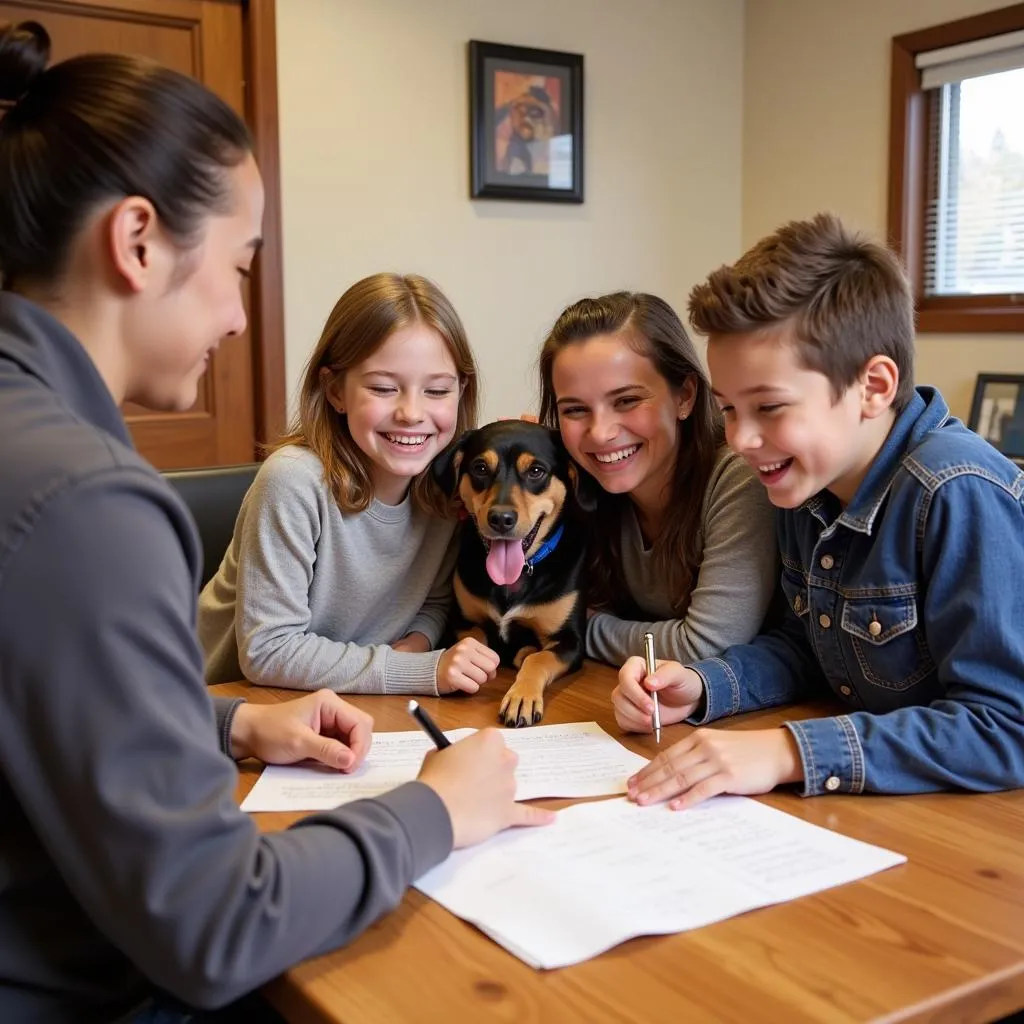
[[538, 291, 780, 669], [197, 273, 498, 699], [0, 23, 488, 1023]]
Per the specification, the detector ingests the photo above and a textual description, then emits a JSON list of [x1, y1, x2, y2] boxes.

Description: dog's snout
[[487, 507, 518, 534]]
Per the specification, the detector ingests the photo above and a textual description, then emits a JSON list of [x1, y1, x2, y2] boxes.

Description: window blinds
[[915, 29, 1024, 89]]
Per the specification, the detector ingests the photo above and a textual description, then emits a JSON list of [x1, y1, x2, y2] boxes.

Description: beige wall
[[744, 0, 1024, 421], [276, 0, 744, 422]]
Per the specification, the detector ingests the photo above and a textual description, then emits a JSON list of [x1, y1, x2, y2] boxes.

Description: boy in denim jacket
[[614, 213, 1024, 807]]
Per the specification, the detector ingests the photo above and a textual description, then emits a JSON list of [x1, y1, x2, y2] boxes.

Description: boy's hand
[[627, 728, 804, 810], [436, 637, 500, 694], [417, 728, 555, 847], [230, 690, 373, 772], [613, 657, 704, 732]]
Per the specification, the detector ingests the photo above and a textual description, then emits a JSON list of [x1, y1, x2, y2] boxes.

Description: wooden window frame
[[888, 2, 1024, 333]]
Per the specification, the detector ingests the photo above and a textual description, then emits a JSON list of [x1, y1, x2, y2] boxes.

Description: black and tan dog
[[433, 420, 597, 726]]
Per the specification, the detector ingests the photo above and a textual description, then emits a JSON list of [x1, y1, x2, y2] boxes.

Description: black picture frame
[[469, 40, 584, 203], [967, 373, 1024, 462]]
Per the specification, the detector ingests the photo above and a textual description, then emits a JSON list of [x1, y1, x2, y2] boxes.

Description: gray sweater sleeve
[[0, 473, 452, 1010], [212, 697, 244, 756], [586, 454, 778, 665], [404, 527, 459, 645], [231, 457, 441, 695]]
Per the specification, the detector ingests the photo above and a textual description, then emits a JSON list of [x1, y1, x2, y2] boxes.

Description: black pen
[[407, 699, 451, 750]]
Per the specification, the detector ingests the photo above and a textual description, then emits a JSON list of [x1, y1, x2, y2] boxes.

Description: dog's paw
[[498, 677, 545, 728], [512, 645, 538, 670]]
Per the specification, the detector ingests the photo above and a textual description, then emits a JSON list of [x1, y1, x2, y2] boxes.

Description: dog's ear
[[546, 427, 600, 511], [432, 432, 470, 496], [567, 460, 599, 512]]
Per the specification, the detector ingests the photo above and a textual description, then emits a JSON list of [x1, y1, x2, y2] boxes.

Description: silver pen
[[643, 631, 661, 744]]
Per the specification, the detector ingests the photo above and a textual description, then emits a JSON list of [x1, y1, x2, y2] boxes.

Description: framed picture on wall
[[967, 373, 1024, 464], [468, 40, 584, 203]]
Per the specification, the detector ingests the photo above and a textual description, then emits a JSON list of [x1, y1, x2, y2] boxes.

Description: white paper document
[[496, 721, 649, 800], [414, 795, 907, 969], [241, 730, 449, 812], [240, 722, 648, 812]]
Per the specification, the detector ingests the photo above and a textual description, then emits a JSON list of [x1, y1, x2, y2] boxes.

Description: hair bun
[[0, 21, 51, 106]]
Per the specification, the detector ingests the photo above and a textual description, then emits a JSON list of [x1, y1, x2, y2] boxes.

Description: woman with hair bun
[[0, 21, 548, 1024]]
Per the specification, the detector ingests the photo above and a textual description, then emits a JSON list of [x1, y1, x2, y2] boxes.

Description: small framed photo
[[468, 40, 584, 203], [968, 373, 1024, 462]]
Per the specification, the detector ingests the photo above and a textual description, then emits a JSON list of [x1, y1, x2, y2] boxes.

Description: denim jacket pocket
[[840, 594, 934, 691], [779, 567, 810, 619]]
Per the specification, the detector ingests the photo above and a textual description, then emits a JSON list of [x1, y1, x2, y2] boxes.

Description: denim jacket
[[689, 386, 1024, 797]]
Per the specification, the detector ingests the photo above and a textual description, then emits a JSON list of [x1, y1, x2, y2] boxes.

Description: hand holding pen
[[409, 701, 555, 847], [610, 656, 705, 735]]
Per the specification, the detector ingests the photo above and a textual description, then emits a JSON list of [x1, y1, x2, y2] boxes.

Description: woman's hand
[[417, 729, 555, 847], [612, 657, 704, 732], [230, 689, 373, 772]]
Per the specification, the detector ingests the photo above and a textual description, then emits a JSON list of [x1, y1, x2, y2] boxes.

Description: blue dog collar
[[525, 523, 564, 575]]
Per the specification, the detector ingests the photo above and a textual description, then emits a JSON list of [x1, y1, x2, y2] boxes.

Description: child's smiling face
[[327, 323, 460, 504], [708, 323, 888, 508]]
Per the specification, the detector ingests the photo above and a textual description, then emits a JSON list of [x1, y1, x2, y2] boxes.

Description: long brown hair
[[274, 273, 479, 517], [539, 292, 724, 614]]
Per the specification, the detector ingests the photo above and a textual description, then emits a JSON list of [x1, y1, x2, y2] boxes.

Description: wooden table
[[213, 663, 1024, 1024]]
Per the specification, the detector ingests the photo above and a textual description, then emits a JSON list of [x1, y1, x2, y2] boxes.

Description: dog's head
[[433, 420, 598, 587], [508, 87, 556, 143]]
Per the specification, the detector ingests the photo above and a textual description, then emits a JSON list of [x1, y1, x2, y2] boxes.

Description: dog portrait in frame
[[469, 40, 584, 203]]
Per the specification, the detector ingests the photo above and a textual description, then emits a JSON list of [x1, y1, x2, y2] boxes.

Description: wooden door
[[0, 0, 258, 469]]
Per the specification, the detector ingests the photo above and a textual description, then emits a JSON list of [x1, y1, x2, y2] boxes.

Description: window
[[889, 5, 1024, 332]]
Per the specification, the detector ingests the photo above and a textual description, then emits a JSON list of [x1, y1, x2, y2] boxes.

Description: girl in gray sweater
[[200, 274, 500, 695], [538, 291, 779, 667]]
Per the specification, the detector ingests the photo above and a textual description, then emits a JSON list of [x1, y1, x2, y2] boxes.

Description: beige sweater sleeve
[[586, 453, 779, 666]]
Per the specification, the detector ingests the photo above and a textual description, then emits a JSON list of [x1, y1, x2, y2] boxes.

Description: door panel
[[0, 0, 256, 468]]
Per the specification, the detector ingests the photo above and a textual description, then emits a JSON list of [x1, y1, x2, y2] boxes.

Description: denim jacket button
[[868, 619, 882, 637], [794, 595, 803, 612], [819, 613, 832, 629], [840, 685, 852, 696], [825, 776, 841, 791], [820, 554, 835, 570]]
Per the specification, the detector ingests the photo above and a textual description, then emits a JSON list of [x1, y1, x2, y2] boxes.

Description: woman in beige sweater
[[538, 291, 779, 667]]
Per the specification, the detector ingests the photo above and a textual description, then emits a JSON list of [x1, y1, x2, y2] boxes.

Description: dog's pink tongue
[[486, 539, 526, 586]]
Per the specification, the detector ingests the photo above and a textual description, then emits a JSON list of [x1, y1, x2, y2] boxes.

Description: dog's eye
[[526, 464, 547, 480], [470, 459, 490, 477]]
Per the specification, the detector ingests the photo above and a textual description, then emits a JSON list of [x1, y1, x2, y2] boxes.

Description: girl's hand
[[436, 637, 500, 694], [392, 632, 431, 654], [612, 657, 704, 732], [627, 728, 803, 810]]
